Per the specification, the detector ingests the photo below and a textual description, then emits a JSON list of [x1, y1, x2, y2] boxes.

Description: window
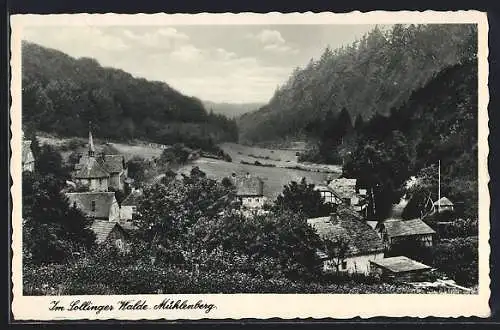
[[91, 201, 96, 212], [131, 206, 137, 213], [341, 260, 347, 270]]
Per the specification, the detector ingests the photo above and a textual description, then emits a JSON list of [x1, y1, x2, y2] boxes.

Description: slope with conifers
[[238, 24, 477, 145], [21, 41, 238, 152]]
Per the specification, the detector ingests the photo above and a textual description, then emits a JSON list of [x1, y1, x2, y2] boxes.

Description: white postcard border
[[10, 11, 491, 320]]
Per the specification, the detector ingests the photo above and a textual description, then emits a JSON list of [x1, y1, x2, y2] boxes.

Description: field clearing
[[178, 157, 338, 200], [220, 142, 342, 174]]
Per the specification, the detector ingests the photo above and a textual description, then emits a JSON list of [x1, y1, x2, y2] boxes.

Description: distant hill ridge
[[21, 41, 238, 150], [202, 100, 265, 118], [238, 24, 477, 144]]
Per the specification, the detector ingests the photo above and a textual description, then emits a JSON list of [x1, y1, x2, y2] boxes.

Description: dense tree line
[[22, 141, 96, 265], [22, 42, 238, 148], [238, 24, 477, 144]]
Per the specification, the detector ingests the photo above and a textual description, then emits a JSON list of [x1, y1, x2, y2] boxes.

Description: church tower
[[88, 122, 95, 157]]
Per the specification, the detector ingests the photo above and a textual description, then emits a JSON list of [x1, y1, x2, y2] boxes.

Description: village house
[[377, 218, 436, 251], [66, 191, 120, 222], [73, 129, 128, 192], [328, 178, 359, 206], [22, 140, 35, 172], [90, 220, 129, 251], [120, 188, 143, 221], [307, 207, 385, 275], [369, 256, 433, 282], [231, 173, 267, 209], [322, 178, 368, 217]]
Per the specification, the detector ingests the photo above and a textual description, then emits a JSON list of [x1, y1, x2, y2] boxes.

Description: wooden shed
[[370, 256, 432, 282]]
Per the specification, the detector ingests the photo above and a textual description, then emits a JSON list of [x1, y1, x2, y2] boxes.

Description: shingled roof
[[66, 192, 117, 220], [90, 220, 125, 244], [307, 207, 384, 257], [433, 197, 454, 207], [328, 178, 357, 199], [102, 155, 125, 173], [232, 175, 264, 197], [383, 219, 436, 238], [370, 256, 432, 273], [74, 156, 110, 179]]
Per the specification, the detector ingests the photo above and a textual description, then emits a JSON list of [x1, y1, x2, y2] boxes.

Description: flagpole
[[438, 159, 441, 213]]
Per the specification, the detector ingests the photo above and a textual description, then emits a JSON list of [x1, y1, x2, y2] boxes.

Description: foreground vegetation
[[23, 145, 479, 293]]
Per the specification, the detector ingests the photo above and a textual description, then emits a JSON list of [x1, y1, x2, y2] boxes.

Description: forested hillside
[[238, 24, 477, 144], [22, 41, 238, 150], [342, 60, 477, 220]]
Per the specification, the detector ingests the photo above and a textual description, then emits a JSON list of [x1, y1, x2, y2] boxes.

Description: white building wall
[[120, 205, 135, 221], [108, 199, 120, 222], [323, 252, 385, 275], [241, 196, 266, 209]]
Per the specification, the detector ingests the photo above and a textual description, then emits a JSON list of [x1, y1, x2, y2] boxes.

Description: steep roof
[[370, 256, 432, 273], [74, 156, 110, 179], [328, 178, 357, 199], [307, 207, 384, 257], [22, 140, 34, 164], [121, 190, 143, 206], [383, 219, 436, 238], [102, 155, 125, 173], [232, 175, 264, 197], [66, 192, 117, 219], [90, 220, 125, 244], [433, 196, 454, 206]]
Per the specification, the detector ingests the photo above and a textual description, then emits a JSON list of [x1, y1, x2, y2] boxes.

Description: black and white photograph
[[10, 12, 490, 320]]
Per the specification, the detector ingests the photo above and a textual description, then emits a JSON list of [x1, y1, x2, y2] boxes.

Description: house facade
[[66, 191, 120, 222], [378, 218, 436, 251], [22, 140, 35, 172], [308, 207, 385, 275], [231, 173, 267, 209]]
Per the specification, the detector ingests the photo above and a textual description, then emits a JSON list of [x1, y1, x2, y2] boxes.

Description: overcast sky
[[23, 25, 380, 103]]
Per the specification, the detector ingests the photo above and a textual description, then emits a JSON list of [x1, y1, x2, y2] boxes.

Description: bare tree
[[324, 236, 350, 273]]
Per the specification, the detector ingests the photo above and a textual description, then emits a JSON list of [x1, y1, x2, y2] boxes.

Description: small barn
[[370, 256, 432, 282], [433, 197, 454, 213]]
